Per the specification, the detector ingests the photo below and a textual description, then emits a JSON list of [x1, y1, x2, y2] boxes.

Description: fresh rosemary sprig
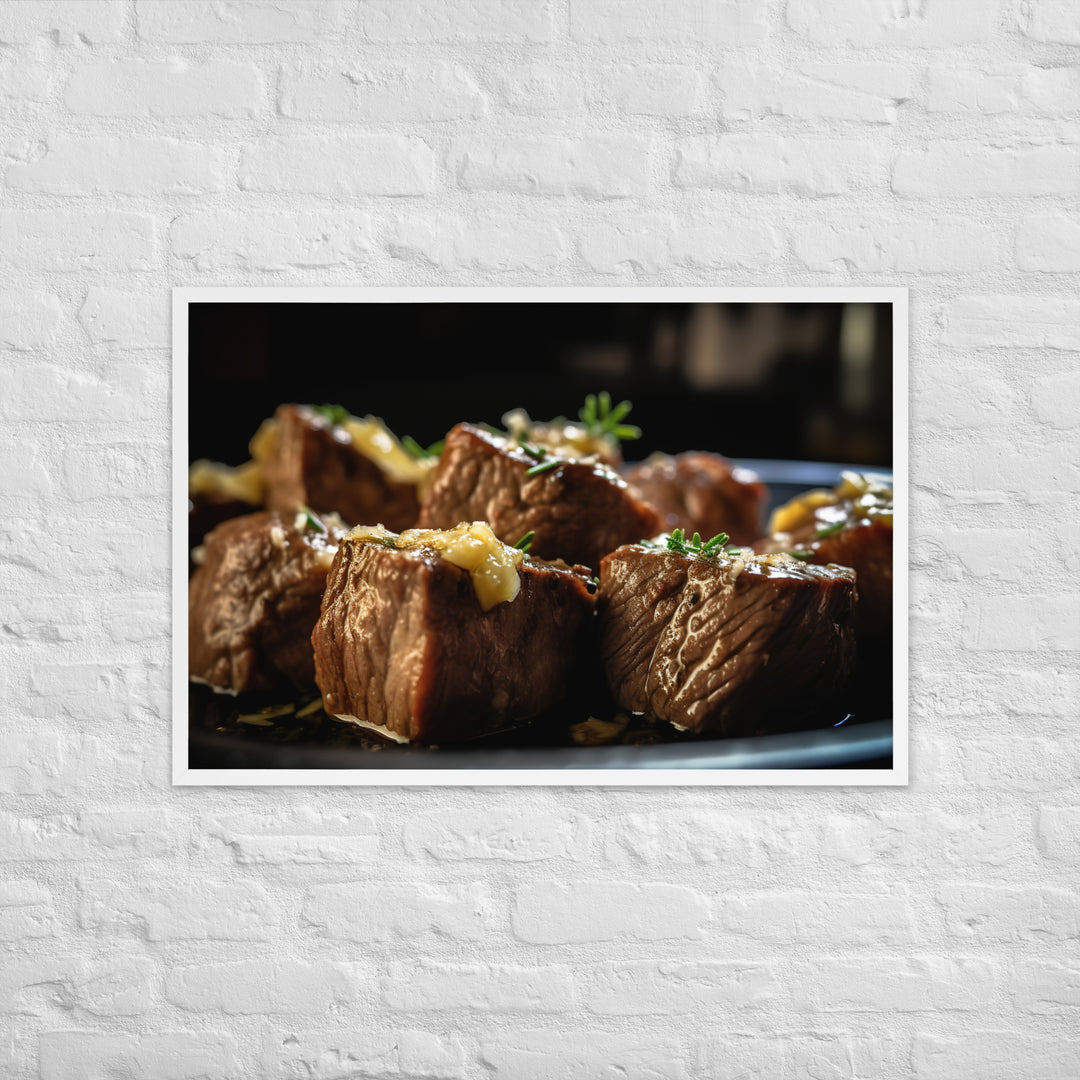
[[526, 459, 562, 477], [514, 531, 535, 552], [816, 520, 845, 539], [578, 391, 641, 443], [665, 529, 731, 558], [309, 403, 350, 426]]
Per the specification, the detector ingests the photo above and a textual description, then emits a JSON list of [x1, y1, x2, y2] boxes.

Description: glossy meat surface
[[417, 423, 662, 572], [763, 475, 893, 638], [623, 451, 767, 546], [261, 404, 420, 530], [599, 545, 856, 736], [312, 536, 597, 743], [189, 509, 344, 693]]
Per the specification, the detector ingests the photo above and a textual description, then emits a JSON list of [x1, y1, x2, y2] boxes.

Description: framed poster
[[174, 287, 907, 786]]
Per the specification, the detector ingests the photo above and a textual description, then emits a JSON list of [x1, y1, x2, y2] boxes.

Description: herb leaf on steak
[[665, 529, 731, 558], [309, 403, 350, 427], [578, 391, 641, 443]]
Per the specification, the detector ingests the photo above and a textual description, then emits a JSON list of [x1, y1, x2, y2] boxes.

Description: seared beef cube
[[599, 544, 856, 737], [417, 423, 662, 571], [623, 452, 767, 546], [811, 520, 891, 638], [260, 404, 426, 530], [311, 522, 598, 744], [189, 509, 345, 693], [763, 472, 893, 638]]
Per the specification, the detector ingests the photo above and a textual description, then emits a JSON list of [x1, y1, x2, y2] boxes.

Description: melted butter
[[836, 470, 892, 501], [248, 417, 280, 462], [349, 521, 525, 611], [501, 408, 611, 462], [756, 551, 805, 569], [249, 411, 435, 490], [768, 472, 893, 535], [189, 417, 279, 502], [341, 416, 437, 487], [188, 458, 263, 504], [768, 489, 833, 534]]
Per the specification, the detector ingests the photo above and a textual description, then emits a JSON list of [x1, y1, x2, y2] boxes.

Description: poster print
[[174, 287, 907, 786]]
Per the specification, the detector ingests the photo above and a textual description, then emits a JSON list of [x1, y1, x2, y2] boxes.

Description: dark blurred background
[[189, 302, 894, 467]]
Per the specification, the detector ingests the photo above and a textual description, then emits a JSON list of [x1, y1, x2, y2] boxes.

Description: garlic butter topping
[[339, 416, 437, 487], [348, 521, 525, 611], [189, 415, 279, 503], [501, 408, 612, 463], [188, 459, 263, 504], [251, 410, 436, 489], [768, 470, 893, 535]]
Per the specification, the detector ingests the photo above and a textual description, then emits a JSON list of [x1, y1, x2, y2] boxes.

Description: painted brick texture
[[0, 1, 1077, 1078]]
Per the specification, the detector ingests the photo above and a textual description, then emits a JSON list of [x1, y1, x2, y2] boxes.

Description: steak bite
[[416, 423, 662, 571], [311, 521, 598, 744], [623, 451, 767, 546], [189, 509, 345, 694], [259, 404, 432, 530], [763, 471, 893, 638], [599, 541, 856, 737]]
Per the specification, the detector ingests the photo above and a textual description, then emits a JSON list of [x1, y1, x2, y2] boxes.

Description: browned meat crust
[[599, 545, 856, 737], [312, 537, 597, 744], [810, 520, 892, 639], [416, 423, 662, 572], [261, 404, 420, 530], [189, 509, 344, 693], [622, 451, 767, 546], [761, 479, 893, 640]]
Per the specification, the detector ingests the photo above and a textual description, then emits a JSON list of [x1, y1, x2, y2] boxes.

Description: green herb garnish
[[309, 403, 350, 426], [514, 530, 535, 552], [665, 529, 731, 558], [402, 435, 444, 461], [521, 444, 547, 462], [298, 506, 326, 533], [579, 391, 641, 443], [787, 550, 814, 560], [526, 459, 562, 477], [816, 521, 845, 539]]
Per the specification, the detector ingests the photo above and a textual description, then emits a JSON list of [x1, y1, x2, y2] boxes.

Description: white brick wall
[[1, 1, 1077, 1077]]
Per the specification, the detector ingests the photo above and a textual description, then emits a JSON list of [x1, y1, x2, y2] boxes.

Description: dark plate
[[189, 459, 893, 773]]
